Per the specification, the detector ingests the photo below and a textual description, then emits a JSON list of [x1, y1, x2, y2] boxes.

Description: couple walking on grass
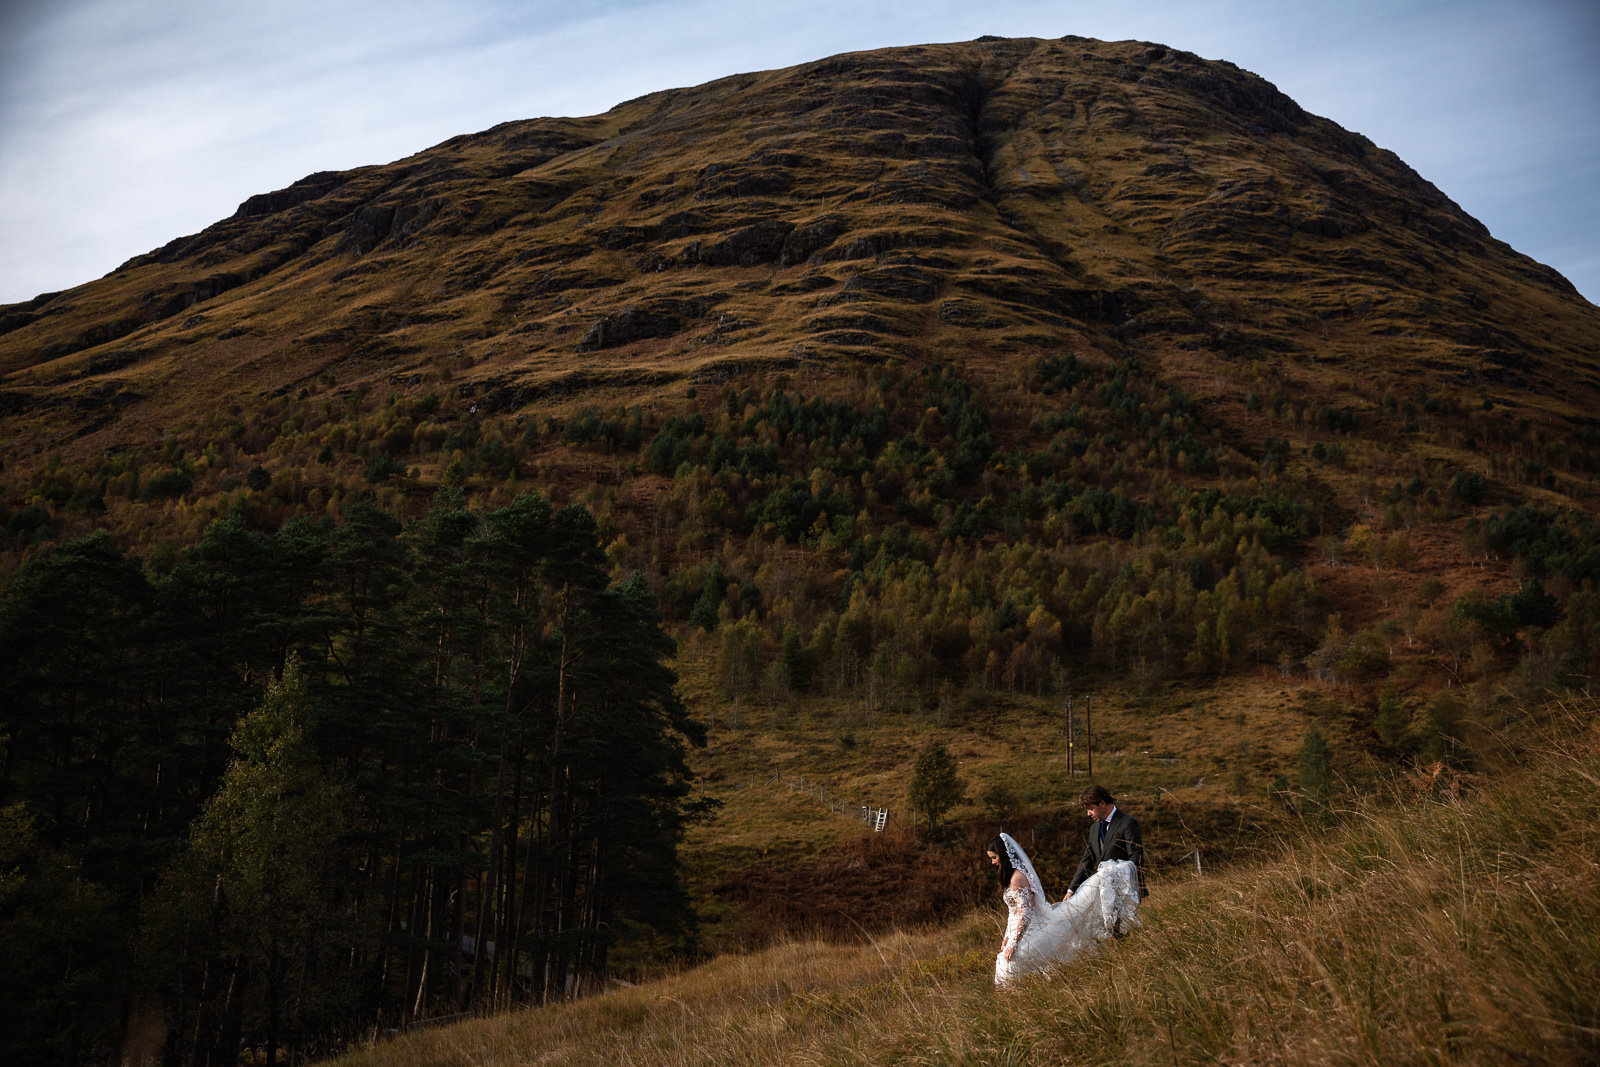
[[986, 784, 1148, 987]]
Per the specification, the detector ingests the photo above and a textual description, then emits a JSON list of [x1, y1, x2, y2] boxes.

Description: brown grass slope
[[325, 712, 1600, 1066], [3, 35, 1597, 467]]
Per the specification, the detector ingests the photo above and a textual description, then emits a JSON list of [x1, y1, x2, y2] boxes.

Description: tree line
[[0, 491, 707, 1065]]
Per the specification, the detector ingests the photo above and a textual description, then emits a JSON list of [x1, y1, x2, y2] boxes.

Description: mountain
[[3, 36, 1596, 452]]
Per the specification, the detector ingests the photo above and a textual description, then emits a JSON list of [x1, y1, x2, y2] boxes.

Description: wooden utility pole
[[1085, 693, 1093, 777], [1065, 696, 1074, 775], [1066, 695, 1095, 775]]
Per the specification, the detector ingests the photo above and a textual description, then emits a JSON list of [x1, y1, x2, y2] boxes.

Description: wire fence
[[405, 1010, 476, 1032], [772, 774, 889, 831]]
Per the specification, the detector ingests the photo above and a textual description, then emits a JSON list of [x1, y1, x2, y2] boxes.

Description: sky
[[1, 0, 1597, 308]]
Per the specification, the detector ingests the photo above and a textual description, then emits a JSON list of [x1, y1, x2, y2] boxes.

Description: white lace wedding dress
[[994, 832, 1141, 987]]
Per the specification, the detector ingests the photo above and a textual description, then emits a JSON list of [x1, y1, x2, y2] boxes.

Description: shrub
[[980, 780, 1022, 822], [1449, 469, 1488, 506], [363, 452, 405, 483], [141, 469, 192, 501]]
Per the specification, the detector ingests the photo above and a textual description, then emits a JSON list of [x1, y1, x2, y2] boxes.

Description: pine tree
[[778, 624, 811, 692], [1298, 724, 1333, 825], [908, 740, 966, 829], [0, 804, 123, 1064], [689, 566, 725, 630], [0, 532, 157, 890], [1375, 683, 1410, 748]]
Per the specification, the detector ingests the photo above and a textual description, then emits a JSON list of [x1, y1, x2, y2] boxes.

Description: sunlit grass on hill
[[324, 704, 1600, 1066]]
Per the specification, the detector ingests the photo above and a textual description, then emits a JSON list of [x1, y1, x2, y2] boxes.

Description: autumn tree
[[147, 659, 361, 1067]]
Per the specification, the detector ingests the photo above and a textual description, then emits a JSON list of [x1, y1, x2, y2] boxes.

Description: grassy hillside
[[322, 702, 1600, 1066], [667, 666, 1324, 958]]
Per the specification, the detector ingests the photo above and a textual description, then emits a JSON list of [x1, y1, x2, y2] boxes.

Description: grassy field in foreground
[[324, 707, 1600, 1066]]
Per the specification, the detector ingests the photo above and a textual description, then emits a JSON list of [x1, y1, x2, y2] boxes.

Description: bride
[[986, 832, 1141, 987]]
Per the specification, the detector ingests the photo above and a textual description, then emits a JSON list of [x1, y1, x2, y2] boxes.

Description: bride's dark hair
[[986, 835, 1015, 889]]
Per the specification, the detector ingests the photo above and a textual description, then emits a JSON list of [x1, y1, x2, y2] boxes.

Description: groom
[[1063, 784, 1148, 900]]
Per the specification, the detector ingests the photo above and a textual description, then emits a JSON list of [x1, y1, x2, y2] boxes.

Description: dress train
[[994, 858, 1140, 986]]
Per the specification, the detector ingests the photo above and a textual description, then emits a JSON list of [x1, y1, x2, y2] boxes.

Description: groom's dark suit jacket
[[1068, 807, 1148, 898]]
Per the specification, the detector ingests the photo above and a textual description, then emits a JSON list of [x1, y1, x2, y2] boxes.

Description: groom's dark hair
[[1080, 784, 1114, 807]]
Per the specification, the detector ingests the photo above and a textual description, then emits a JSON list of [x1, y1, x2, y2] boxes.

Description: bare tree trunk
[[511, 785, 545, 1006], [408, 867, 434, 1022], [537, 585, 579, 1003], [493, 752, 525, 1010]]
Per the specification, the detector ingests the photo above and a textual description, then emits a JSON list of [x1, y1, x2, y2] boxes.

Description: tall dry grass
[[326, 719, 1600, 1066]]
